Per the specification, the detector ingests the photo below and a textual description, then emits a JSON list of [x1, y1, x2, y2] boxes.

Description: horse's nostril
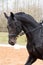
[[11, 42, 14, 45], [9, 41, 14, 46]]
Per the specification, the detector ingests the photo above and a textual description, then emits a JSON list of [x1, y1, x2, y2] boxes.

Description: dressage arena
[[0, 44, 43, 65]]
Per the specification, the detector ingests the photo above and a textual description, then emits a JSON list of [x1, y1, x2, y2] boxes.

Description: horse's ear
[[4, 12, 8, 19], [10, 12, 14, 19]]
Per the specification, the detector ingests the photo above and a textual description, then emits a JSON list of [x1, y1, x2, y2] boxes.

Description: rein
[[30, 25, 41, 32], [30, 22, 43, 33]]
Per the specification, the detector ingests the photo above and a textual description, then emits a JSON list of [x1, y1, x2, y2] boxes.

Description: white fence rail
[[0, 44, 26, 49]]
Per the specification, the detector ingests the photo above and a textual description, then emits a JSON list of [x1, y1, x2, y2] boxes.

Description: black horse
[[4, 12, 43, 65]]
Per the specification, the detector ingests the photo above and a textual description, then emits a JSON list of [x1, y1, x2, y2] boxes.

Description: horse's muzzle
[[9, 41, 15, 46], [8, 39, 16, 46]]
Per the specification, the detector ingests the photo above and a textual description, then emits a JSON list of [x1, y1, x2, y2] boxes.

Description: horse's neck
[[15, 13, 40, 39]]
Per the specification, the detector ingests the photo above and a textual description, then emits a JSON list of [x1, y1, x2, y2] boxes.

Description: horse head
[[4, 12, 22, 45]]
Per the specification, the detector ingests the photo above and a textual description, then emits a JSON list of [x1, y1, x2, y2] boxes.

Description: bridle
[[9, 22, 43, 37], [9, 34, 16, 37]]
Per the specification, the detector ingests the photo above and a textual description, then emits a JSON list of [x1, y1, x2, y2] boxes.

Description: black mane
[[15, 12, 25, 15], [15, 12, 39, 28]]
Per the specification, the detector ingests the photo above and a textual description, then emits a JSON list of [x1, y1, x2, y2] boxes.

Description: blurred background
[[0, 0, 43, 45]]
